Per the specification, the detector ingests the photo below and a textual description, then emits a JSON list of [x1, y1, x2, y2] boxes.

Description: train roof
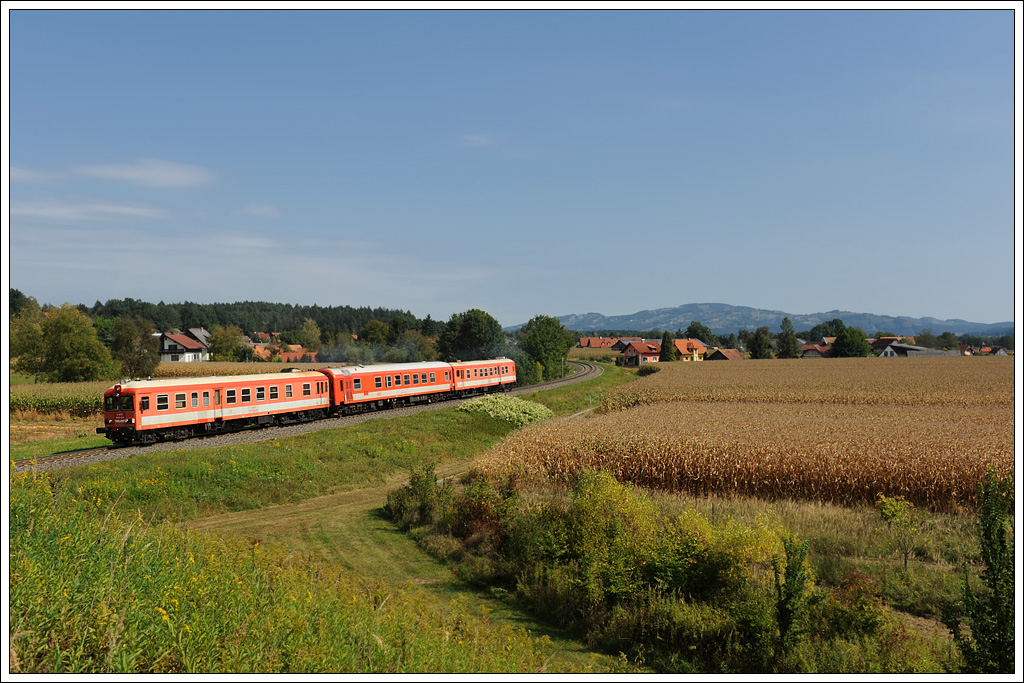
[[448, 357, 511, 366], [105, 370, 327, 391], [319, 361, 453, 377]]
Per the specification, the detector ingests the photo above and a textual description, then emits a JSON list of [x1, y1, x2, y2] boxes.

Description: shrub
[[636, 365, 661, 377], [942, 467, 1015, 673], [457, 395, 553, 428], [383, 463, 452, 531]]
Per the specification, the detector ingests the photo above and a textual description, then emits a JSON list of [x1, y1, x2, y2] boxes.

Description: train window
[[157, 394, 169, 410], [191, 392, 199, 408], [214, 390, 220, 405], [175, 393, 186, 409], [394, 374, 401, 386], [270, 386, 278, 400], [141, 396, 149, 411], [105, 396, 117, 411], [354, 378, 362, 390], [257, 387, 265, 401], [404, 374, 411, 385], [375, 377, 383, 389], [203, 391, 210, 406], [445, 371, 450, 381], [421, 373, 427, 384], [385, 376, 392, 388], [429, 372, 436, 383], [286, 385, 293, 398], [412, 374, 419, 385], [242, 388, 251, 402], [227, 390, 237, 404], [303, 383, 311, 396]]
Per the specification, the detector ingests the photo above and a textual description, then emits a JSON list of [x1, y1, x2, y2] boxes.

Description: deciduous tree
[[207, 325, 248, 361], [518, 315, 575, 380], [437, 309, 507, 361], [111, 317, 160, 379], [831, 327, 872, 357]]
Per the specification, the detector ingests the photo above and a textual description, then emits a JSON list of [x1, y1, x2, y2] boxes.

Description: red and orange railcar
[[97, 358, 517, 445]]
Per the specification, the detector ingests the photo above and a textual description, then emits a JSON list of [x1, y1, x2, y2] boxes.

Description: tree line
[[577, 316, 1013, 361], [9, 289, 575, 386]]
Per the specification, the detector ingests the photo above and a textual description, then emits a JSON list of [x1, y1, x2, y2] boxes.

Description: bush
[[636, 365, 661, 377], [457, 395, 553, 428], [942, 467, 1015, 673]]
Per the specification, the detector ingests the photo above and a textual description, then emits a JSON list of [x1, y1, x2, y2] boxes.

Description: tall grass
[[8, 471, 597, 674]]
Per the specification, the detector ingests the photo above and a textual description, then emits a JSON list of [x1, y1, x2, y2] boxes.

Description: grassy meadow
[[8, 358, 1015, 673]]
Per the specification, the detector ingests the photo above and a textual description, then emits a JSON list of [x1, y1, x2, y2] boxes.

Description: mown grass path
[[185, 373, 632, 672], [188, 456, 621, 670]]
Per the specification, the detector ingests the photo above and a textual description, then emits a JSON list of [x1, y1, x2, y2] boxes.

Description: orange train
[[96, 358, 517, 445]]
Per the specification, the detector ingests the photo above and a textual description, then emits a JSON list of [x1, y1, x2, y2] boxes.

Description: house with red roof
[[672, 338, 707, 361], [622, 340, 662, 366], [159, 331, 210, 362]]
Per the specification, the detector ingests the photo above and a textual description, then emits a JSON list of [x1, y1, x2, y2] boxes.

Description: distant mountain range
[[514, 303, 1014, 338]]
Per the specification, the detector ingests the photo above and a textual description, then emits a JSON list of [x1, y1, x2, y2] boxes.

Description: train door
[[213, 388, 223, 421]]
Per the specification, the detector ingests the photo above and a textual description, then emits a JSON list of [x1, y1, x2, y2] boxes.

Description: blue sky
[[6, 7, 1020, 328]]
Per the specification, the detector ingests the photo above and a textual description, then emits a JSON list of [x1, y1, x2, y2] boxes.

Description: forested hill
[[78, 298, 436, 340], [547, 303, 1014, 338]]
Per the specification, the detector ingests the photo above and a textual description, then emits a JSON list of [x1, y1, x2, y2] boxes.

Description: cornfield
[[484, 357, 1014, 513], [153, 361, 329, 378], [9, 382, 109, 418]]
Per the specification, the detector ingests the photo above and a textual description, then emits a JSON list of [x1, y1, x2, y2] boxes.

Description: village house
[[621, 340, 662, 366], [801, 344, 833, 359], [577, 336, 619, 349], [159, 328, 211, 362], [672, 338, 707, 361]]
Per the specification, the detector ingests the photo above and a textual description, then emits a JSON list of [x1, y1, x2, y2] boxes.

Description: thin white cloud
[[74, 158, 215, 187], [459, 134, 495, 147], [11, 200, 165, 221], [11, 166, 61, 182], [217, 234, 277, 249], [236, 204, 281, 218]]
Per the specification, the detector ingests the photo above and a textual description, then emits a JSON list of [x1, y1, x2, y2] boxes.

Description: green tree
[[295, 317, 323, 351], [10, 297, 47, 382], [876, 494, 924, 572], [915, 329, 940, 349], [747, 328, 773, 359], [207, 325, 248, 361], [384, 329, 439, 363], [111, 317, 160, 379], [358, 319, 391, 347], [776, 317, 801, 359], [685, 320, 720, 347], [943, 468, 1015, 673], [659, 330, 675, 362], [518, 315, 575, 380], [9, 288, 29, 318], [32, 304, 117, 382], [831, 327, 872, 357], [938, 331, 959, 351], [437, 309, 507, 361]]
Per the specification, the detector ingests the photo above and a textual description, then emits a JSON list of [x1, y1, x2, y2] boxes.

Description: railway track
[[12, 361, 601, 474]]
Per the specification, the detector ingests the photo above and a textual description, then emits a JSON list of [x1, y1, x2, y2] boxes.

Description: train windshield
[[105, 395, 134, 411]]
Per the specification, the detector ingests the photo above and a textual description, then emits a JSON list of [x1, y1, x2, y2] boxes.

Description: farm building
[[706, 348, 745, 361], [878, 343, 960, 357]]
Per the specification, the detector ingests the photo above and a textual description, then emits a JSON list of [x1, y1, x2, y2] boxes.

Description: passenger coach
[[97, 371, 331, 444]]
